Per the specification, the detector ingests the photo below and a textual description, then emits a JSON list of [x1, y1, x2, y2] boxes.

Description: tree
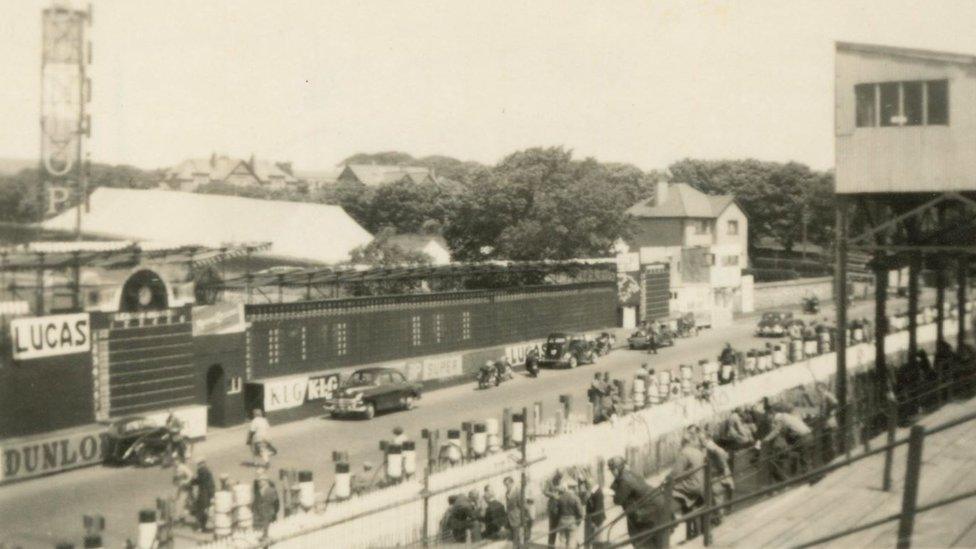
[[348, 227, 434, 267], [444, 147, 634, 261], [667, 158, 835, 251]]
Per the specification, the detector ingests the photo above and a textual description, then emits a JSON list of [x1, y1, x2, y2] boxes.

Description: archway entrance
[[119, 269, 169, 312], [206, 364, 225, 426]]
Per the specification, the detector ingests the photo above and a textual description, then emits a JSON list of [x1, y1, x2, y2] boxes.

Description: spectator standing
[[544, 470, 564, 547], [468, 489, 485, 542], [190, 458, 215, 532], [579, 473, 604, 549], [555, 481, 584, 548], [504, 476, 527, 548], [172, 457, 193, 525], [483, 486, 508, 540], [351, 462, 376, 496], [252, 473, 280, 539]]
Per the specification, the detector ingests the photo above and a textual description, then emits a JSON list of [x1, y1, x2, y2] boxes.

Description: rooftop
[[626, 183, 736, 219], [42, 188, 372, 264]]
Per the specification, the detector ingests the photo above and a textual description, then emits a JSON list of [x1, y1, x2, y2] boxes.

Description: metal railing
[[604, 373, 976, 549]]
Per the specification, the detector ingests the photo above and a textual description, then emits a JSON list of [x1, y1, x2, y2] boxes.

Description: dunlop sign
[[10, 313, 91, 360], [2, 429, 107, 482]]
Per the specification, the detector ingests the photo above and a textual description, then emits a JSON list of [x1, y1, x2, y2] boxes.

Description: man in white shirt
[[247, 409, 278, 465]]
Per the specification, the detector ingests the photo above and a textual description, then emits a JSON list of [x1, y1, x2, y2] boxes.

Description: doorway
[[206, 364, 225, 426]]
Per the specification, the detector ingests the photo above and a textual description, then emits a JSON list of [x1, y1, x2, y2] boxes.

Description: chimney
[[654, 180, 670, 206]]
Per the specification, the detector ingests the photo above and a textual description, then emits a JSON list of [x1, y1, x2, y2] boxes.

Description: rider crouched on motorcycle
[[165, 410, 190, 463], [495, 358, 513, 381]]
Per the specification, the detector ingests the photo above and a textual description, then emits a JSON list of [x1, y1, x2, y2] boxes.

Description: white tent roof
[[43, 188, 373, 264]]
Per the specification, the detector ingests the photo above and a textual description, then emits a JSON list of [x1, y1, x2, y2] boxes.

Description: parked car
[[325, 367, 422, 419], [627, 324, 676, 350], [539, 332, 596, 368], [105, 416, 180, 467], [756, 312, 804, 337]]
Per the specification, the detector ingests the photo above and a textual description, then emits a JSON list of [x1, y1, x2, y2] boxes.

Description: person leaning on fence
[[758, 404, 813, 482], [608, 456, 670, 549], [697, 427, 734, 521], [671, 429, 706, 539], [722, 407, 756, 451]]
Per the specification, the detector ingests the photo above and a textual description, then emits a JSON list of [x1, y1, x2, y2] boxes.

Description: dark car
[[325, 367, 422, 419], [104, 416, 175, 467], [539, 333, 596, 369], [756, 312, 804, 337]]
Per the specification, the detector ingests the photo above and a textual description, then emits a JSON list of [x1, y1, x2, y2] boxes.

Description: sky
[[2, 0, 976, 172]]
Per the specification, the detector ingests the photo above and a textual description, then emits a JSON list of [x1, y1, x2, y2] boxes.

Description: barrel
[[235, 504, 253, 530], [472, 423, 488, 455], [214, 490, 234, 514], [386, 445, 403, 480], [486, 434, 502, 454], [511, 413, 525, 444], [646, 378, 660, 405], [298, 470, 315, 509], [817, 332, 831, 354], [804, 339, 818, 356], [137, 509, 157, 549], [402, 440, 417, 476], [232, 482, 253, 507], [633, 375, 646, 407], [213, 511, 232, 537], [744, 352, 757, 373], [334, 462, 351, 500], [772, 345, 787, 366], [485, 418, 499, 435], [852, 327, 864, 342]]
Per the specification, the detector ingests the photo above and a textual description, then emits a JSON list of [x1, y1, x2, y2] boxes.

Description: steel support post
[[836, 201, 850, 455], [907, 256, 920, 373], [896, 425, 926, 549], [875, 265, 889, 400], [960, 259, 968, 350]]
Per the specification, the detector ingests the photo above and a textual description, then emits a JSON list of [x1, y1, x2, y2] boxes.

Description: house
[[43, 187, 373, 265], [835, 42, 976, 194], [159, 154, 298, 192], [337, 164, 438, 187], [294, 168, 342, 192], [387, 234, 452, 265], [622, 181, 751, 326]]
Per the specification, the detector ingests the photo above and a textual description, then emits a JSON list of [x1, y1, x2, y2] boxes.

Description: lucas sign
[[10, 313, 91, 361]]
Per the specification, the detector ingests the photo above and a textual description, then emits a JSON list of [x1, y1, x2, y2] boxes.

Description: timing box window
[[855, 79, 948, 128]]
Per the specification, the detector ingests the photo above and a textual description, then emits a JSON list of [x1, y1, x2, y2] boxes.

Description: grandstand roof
[[42, 188, 373, 264]]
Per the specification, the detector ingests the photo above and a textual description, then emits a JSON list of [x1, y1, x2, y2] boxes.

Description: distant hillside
[[0, 158, 34, 176]]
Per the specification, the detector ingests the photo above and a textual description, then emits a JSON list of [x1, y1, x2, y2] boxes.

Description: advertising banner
[[421, 355, 463, 381], [1, 426, 107, 482], [10, 313, 90, 360], [262, 373, 341, 412], [192, 303, 246, 337]]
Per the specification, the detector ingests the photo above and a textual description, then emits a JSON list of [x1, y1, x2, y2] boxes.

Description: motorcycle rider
[[165, 410, 189, 464], [526, 347, 541, 377], [719, 343, 736, 366], [495, 358, 513, 382], [479, 360, 497, 388], [646, 323, 659, 355]]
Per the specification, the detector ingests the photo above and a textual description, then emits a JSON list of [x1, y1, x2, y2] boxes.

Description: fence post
[[896, 425, 926, 549], [422, 432, 435, 548], [703, 459, 713, 546], [883, 400, 897, 492], [663, 476, 673, 549]]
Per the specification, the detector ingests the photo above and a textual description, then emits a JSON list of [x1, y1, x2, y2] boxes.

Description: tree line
[[0, 149, 836, 264]]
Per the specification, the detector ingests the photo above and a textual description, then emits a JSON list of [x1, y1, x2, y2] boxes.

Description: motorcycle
[[525, 349, 541, 377], [477, 365, 499, 389], [495, 359, 514, 383], [594, 332, 615, 356]]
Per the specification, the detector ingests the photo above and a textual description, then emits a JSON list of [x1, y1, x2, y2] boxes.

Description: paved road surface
[[0, 296, 915, 547]]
